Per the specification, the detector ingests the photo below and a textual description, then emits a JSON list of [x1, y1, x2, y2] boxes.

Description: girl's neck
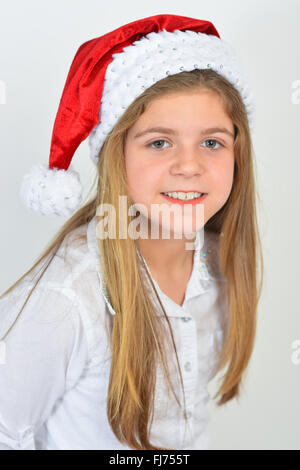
[[136, 233, 196, 281]]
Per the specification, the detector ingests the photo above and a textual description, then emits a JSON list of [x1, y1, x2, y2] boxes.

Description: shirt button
[[20, 426, 32, 439], [181, 316, 191, 322], [184, 410, 192, 419], [184, 361, 192, 371]]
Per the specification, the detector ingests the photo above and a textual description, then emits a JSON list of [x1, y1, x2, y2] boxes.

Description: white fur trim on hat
[[88, 28, 255, 164], [20, 163, 83, 217]]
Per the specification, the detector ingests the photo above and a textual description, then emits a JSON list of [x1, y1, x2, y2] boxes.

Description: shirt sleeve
[[0, 277, 90, 450]]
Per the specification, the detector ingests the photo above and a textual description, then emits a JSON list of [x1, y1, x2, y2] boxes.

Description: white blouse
[[0, 216, 228, 450]]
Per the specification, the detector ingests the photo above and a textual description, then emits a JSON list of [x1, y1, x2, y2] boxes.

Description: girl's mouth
[[160, 192, 207, 205]]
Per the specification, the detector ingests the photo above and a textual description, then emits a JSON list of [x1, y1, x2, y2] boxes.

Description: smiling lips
[[162, 190, 205, 193], [160, 192, 207, 205]]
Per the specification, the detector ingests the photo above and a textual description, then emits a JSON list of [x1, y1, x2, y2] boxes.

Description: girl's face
[[124, 89, 235, 237]]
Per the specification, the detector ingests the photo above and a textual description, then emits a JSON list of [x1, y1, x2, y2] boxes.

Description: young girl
[[0, 14, 263, 450]]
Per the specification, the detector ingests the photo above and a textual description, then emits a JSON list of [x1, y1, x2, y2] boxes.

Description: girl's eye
[[147, 138, 223, 151], [202, 139, 223, 151], [147, 139, 170, 150]]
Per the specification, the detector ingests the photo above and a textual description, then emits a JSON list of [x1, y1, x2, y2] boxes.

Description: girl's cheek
[[215, 160, 234, 185]]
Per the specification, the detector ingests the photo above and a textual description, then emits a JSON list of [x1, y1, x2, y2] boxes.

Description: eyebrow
[[133, 126, 234, 140]]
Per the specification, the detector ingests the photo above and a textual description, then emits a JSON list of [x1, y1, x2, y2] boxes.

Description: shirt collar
[[87, 215, 219, 317]]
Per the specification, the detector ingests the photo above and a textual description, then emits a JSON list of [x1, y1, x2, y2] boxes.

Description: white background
[[0, 0, 299, 450]]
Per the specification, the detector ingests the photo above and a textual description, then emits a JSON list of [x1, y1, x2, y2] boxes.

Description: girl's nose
[[170, 149, 205, 176]]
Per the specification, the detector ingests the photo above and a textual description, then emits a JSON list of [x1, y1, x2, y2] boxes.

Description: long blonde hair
[[1, 68, 264, 450]]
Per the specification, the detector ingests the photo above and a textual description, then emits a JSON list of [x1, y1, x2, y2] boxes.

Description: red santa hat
[[20, 13, 255, 217]]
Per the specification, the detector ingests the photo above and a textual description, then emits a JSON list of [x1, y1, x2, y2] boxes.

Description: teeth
[[163, 191, 203, 200]]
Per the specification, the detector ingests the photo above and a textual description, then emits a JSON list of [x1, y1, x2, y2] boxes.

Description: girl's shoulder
[[0, 221, 109, 450], [0, 220, 108, 361]]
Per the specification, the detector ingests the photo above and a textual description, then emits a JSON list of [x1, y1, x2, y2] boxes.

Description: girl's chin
[[150, 220, 205, 236]]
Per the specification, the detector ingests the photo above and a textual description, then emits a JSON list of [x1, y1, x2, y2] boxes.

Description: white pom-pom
[[20, 163, 83, 217]]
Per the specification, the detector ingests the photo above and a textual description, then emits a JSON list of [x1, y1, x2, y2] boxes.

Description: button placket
[[181, 316, 192, 323], [184, 361, 192, 372], [180, 314, 197, 448]]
